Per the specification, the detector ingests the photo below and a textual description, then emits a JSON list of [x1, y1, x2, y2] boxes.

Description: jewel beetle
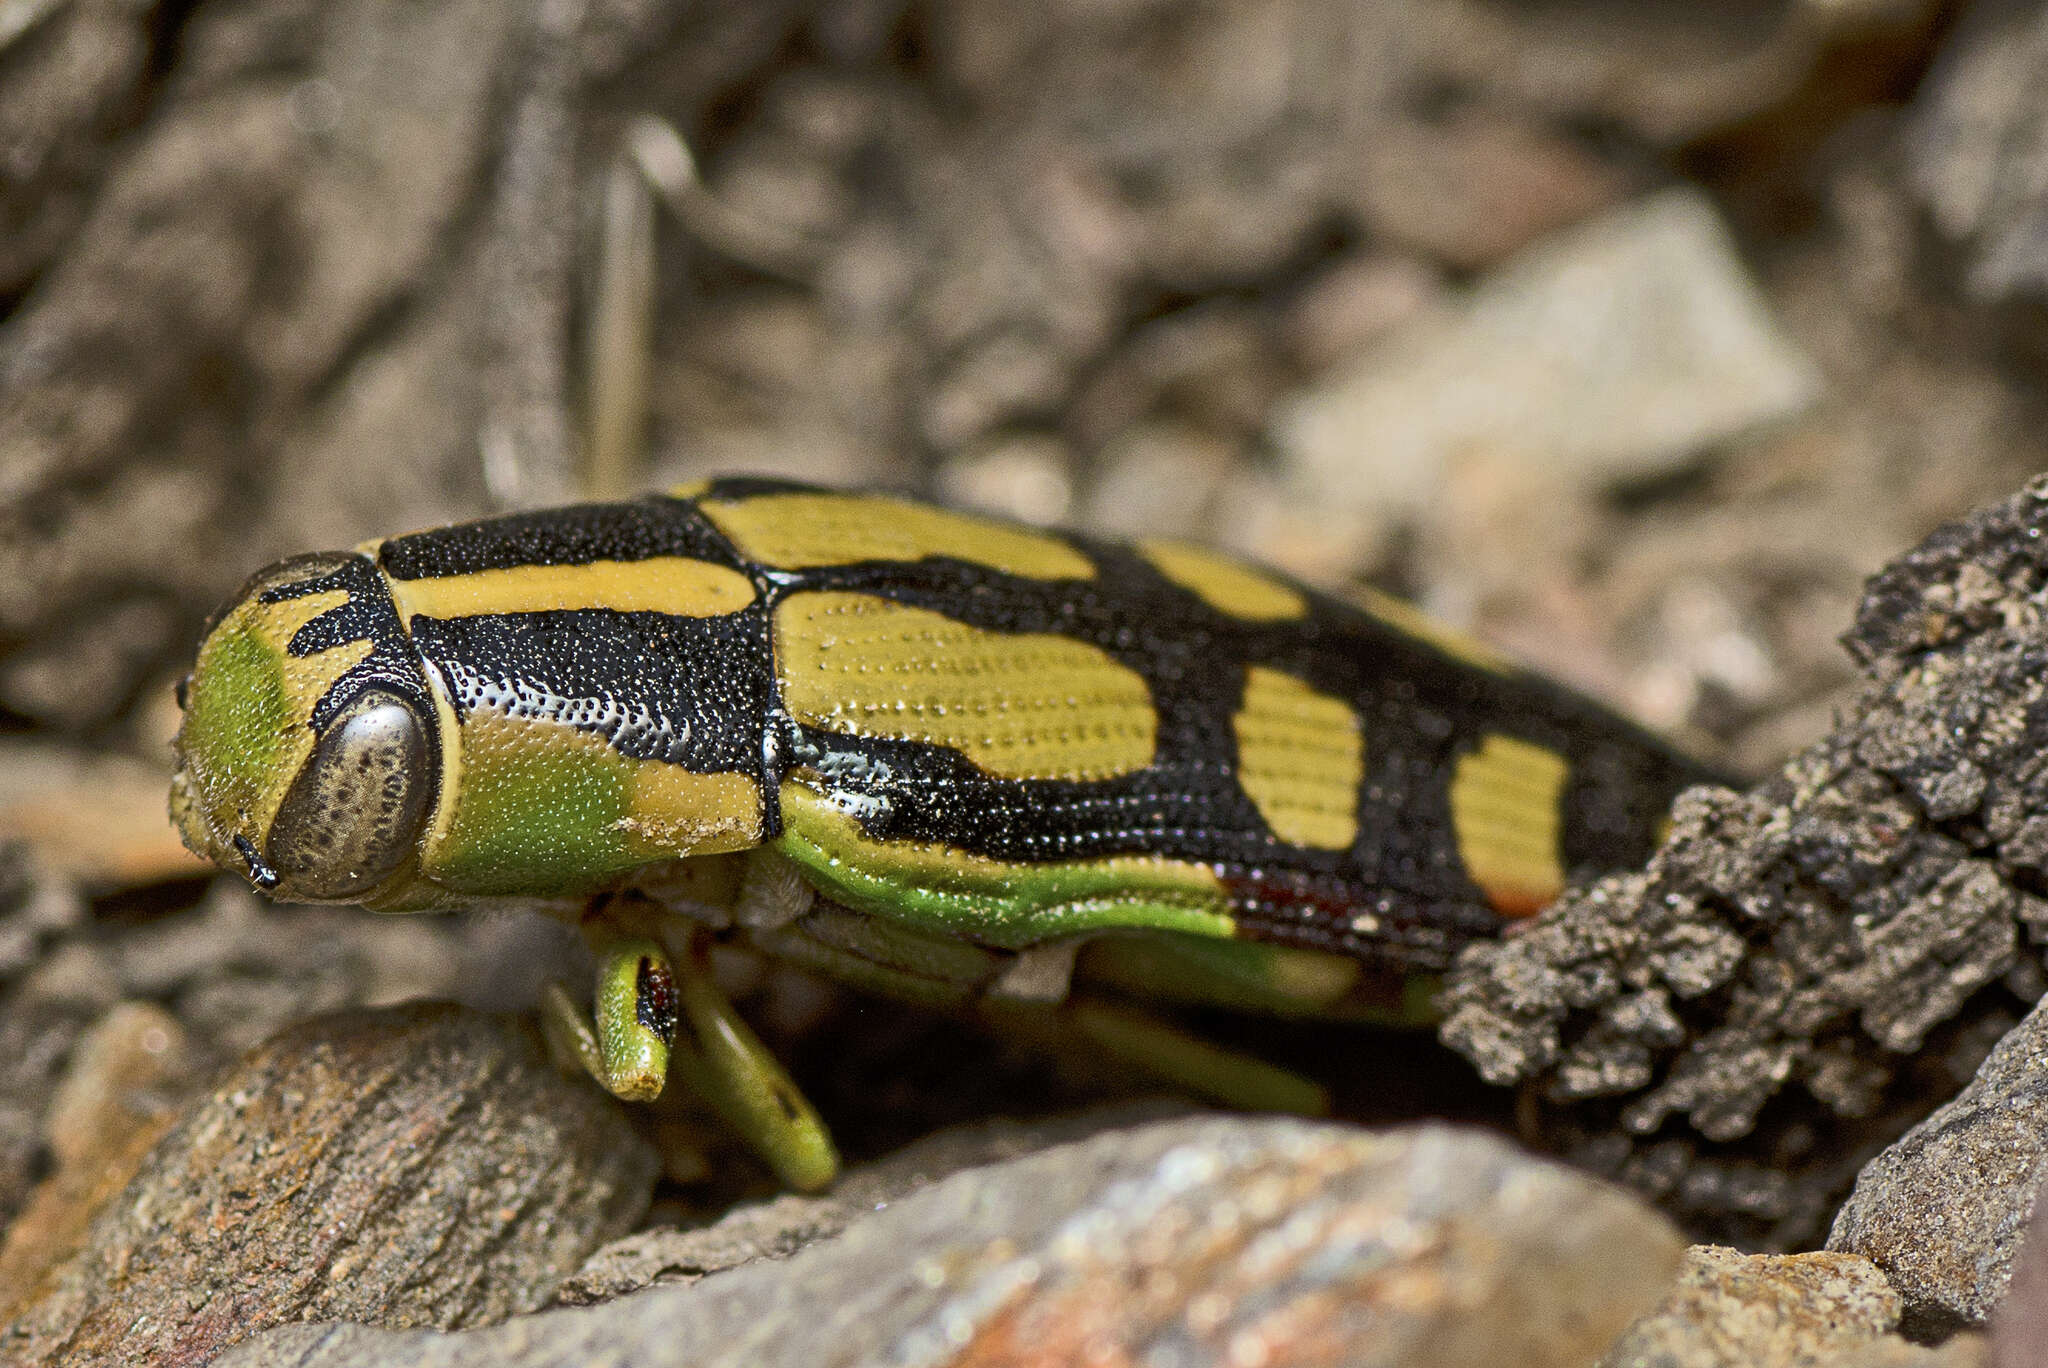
[[170, 476, 1718, 1187]]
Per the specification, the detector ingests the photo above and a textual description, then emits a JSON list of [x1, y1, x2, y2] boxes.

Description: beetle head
[[171, 552, 437, 903]]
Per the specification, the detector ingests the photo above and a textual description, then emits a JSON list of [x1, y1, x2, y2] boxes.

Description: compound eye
[[267, 689, 431, 899]]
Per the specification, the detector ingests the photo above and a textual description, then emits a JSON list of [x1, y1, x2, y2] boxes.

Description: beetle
[[169, 475, 1718, 1188]]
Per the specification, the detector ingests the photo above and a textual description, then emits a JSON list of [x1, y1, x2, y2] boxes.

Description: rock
[[0, 0, 715, 733], [1419, 0, 1938, 147], [1080, 422, 1236, 544], [0, 989, 99, 1242], [215, 1119, 1684, 1368], [1067, 302, 1288, 450], [0, 865, 579, 1271], [0, 1002, 193, 1322], [1271, 188, 1822, 574], [1341, 108, 1633, 269], [1280, 253, 1445, 375], [1439, 478, 2048, 1246], [1211, 466, 1393, 590], [37, 1002, 194, 1178], [103, 882, 472, 1061], [935, 436, 1075, 527], [0, 840, 82, 987], [1828, 989, 2048, 1332], [0, 0, 150, 297], [0, 1004, 658, 1367], [554, 1103, 1192, 1305], [0, 845, 97, 1233], [0, 0, 526, 728], [553, 1194, 848, 1308], [1989, 1185, 2048, 1368], [1843, 1335, 1992, 1368], [1598, 1245, 1915, 1367], [1905, 0, 2048, 317]]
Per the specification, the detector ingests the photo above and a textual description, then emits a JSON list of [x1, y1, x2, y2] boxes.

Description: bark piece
[[1441, 477, 2048, 1245], [0, 741, 206, 888]]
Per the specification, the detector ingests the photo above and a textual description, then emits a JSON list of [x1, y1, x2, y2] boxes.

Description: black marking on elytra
[[378, 495, 747, 579], [1220, 867, 1491, 968], [360, 477, 1718, 970], [406, 605, 772, 777], [712, 486, 1720, 967], [634, 956, 679, 1048]]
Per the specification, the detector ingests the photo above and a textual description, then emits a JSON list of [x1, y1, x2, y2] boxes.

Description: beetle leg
[[986, 939, 1081, 1004], [539, 980, 603, 1079], [732, 847, 815, 930], [543, 932, 677, 1103], [666, 934, 840, 1192], [1057, 996, 1332, 1117], [747, 903, 999, 1007]]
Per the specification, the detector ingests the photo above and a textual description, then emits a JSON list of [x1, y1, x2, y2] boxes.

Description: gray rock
[[214, 1118, 1685, 1368], [0, 0, 712, 733], [0, 1002, 195, 1321], [1270, 188, 1821, 571], [0, 0, 149, 298], [0, 1004, 658, 1367], [105, 883, 475, 1062], [1338, 107, 1632, 269], [0, 838, 81, 987], [1417, 0, 1937, 147], [0, 844, 97, 1232], [0, 989, 97, 1241], [0, 0, 526, 728], [1905, 0, 2048, 312], [1829, 989, 2048, 1331], [554, 1102, 1191, 1305], [935, 436, 1075, 527]]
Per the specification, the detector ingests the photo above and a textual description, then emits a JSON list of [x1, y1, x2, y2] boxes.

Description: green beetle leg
[[748, 903, 1000, 1008], [1058, 996, 1332, 1117], [665, 933, 839, 1192], [541, 931, 677, 1103]]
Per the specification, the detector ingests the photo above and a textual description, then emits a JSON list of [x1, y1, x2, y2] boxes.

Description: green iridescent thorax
[[420, 709, 659, 897], [408, 701, 767, 902]]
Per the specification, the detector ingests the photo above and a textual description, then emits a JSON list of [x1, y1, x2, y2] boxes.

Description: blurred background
[[1, 0, 2047, 1205]]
